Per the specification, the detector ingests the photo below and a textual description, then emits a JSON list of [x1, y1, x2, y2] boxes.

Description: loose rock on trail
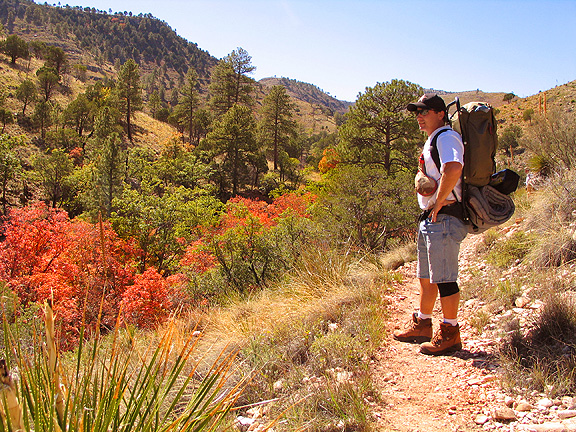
[[369, 231, 576, 431]]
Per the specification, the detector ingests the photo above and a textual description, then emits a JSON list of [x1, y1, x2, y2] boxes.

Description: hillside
[[260, 77, 352, 114], [259, 77, 352, 134], [433, 89, 511, 109], [0, 0, 217, 81]]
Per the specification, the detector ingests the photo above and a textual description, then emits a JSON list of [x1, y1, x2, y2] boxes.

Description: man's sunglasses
[[413, 109, 431, 117]]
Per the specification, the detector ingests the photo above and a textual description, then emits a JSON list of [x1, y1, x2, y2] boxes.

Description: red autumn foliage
[[0, 203, 181, 348], [121, 267, 172, 329], [318, 148, 340, 173], [180, 192, 315, 276]]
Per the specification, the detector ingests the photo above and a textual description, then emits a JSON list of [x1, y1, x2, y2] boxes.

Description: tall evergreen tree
[[16, 79, 37, 116], [33, 149, 74, 208], [0, 135, 22, 215], [93, 132, 125, 218], [116, 59, 142, 142], [209, 47, 256, 116], [36, 66, 60, 102], [202, 104, 260, 197], [258, 85, 297, 171], [45, 45, 68, 75], [173, 68, 200, 143], [148, 90, 162, 118], [0, 34, 29, 64], [33, 100, 53, 139], [63, 93, 95, 137], [338, 79, 423, 175]]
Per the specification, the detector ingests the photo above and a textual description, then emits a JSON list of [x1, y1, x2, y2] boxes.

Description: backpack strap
[[429, 128, 450, 172], [429, 128, 470, 224]]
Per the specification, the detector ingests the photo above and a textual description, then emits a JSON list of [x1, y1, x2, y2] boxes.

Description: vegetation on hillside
[[0, 0, 575, 429], [0, 0, 216, 78]]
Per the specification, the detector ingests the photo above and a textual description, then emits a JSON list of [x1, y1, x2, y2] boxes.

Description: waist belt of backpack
[[419, 202, 464, 222]]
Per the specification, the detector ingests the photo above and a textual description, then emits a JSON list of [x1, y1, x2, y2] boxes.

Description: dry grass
[[499, 292, 576, 397], [177, 244, 394, 431]]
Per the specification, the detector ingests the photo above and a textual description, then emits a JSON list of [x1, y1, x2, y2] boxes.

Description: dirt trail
[[370, 234, 503, 431]]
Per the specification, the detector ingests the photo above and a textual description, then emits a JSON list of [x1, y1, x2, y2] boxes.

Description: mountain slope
[[0, 0, 217, 81], [260, 77, 352, 115]]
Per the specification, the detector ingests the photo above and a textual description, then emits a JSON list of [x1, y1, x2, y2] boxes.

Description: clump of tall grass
[[378, 241, 417, 270], [499, 293, 576, 398], [209, 243, 390, 431], [522, 170, 576, 267], [485, 230, 535, 268], [0, 300, 246, 432]]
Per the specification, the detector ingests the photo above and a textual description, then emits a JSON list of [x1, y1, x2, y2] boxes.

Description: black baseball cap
[[407, 93, 446, 112]]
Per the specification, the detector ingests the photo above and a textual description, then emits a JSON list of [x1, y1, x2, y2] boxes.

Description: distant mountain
[[260, 77, 352, 115], [427, 89, 511, 109]]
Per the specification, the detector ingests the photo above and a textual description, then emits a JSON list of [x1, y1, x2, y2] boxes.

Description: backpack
[[430, 98, 517, 234]]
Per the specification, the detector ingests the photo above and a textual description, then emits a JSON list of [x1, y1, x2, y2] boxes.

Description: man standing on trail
[[393, 93, 468, 356]]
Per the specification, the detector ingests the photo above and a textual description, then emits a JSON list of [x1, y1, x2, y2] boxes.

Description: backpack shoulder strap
[[429, 127, 466, 211], [430, 128, 450, 171]]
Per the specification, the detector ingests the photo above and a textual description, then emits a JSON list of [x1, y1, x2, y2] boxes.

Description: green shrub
[[490, 279, 523, 309]]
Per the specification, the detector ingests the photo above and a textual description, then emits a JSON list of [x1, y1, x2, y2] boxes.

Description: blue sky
[[40, 0, 575, 102]]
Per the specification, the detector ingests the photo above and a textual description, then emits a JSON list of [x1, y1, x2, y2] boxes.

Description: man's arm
[[430, 161, 462, 222]]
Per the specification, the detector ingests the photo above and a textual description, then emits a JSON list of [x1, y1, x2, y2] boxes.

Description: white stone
[[236, 416, 255, 427], [538, 398, 555, 408], [558, 410, 576, 419], [475, 414, 490, 425], [273, 379, 285, 392]]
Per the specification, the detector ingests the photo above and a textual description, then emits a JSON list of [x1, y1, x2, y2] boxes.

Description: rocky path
[[368, 231, 576, 432]]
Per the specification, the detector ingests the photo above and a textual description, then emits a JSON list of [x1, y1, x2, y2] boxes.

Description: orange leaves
[[180, 192, 316, 291], [318, 148, 340, 173], [121, 268, 171, 329], [180, 240, 217, 274], [0, 203, 141, 346]]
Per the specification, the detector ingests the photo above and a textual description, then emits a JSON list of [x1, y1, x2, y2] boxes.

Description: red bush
[[121, 267, 171, 329], [0, 203, 139, 346]]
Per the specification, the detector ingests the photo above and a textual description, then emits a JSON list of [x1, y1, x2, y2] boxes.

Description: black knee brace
[[438, 282, 459, 298]]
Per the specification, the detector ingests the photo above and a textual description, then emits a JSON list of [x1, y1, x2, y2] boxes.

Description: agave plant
[[0, 301, 245, 432]]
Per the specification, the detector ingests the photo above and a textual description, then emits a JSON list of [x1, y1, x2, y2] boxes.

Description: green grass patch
[[486, 231, 535, 268]]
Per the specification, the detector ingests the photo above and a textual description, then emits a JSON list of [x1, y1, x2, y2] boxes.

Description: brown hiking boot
[[393, 312, 432, 343], [420, 322, 462, 356]]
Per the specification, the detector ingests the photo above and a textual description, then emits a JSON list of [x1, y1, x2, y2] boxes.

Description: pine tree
[[93, 132, 125, 218], [208, 47, 256, 116], [1, 34, 29, 64], [258, 85, 297, 171], [116, 59, 142, 142], [338, 79, 422, 175], [173, 68, 199, 143], [16, 80, 37, 116], [202, 104, 260, 197], [0, 135, 22, 215], [33, 149, 74, 208], [36, 66, 60, 102]]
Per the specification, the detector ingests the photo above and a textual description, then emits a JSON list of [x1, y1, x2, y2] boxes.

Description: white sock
[[443, 318, 458, 326], [417, 311, 432, 320]]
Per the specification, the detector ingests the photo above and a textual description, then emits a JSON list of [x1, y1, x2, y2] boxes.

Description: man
[[393, 93, 468, 356]]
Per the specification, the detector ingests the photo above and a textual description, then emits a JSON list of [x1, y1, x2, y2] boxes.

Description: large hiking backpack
[[431, 98, 517, 234]]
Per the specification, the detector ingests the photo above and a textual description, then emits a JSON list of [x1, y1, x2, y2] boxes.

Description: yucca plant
[[0, 300, 246, 432]]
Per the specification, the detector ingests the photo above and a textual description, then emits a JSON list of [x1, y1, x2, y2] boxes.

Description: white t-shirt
[[418, 126, 464, 210]]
